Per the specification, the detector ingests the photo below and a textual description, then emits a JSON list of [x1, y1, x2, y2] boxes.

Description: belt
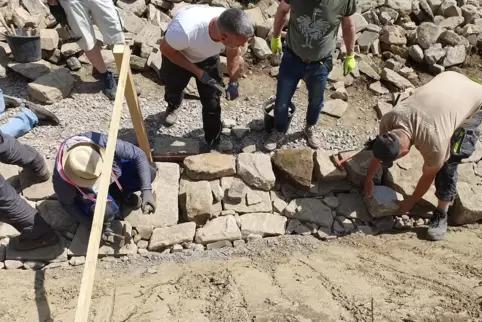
[[286, 47, 329, 64]]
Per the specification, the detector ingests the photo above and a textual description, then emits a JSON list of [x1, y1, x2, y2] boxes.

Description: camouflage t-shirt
[[284, 0, 356, 61]]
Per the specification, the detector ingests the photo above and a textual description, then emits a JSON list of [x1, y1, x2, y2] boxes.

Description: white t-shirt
[[165, 5, 226, 63]]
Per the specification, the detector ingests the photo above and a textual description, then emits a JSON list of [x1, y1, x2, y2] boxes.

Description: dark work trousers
[[435, 109, 482, 202], [161, 55, 223, 146], [0, 132, 52, 238]]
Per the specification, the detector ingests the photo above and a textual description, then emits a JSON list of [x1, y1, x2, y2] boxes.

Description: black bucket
[[6, 29, 42, 63], [263, 98, 296, 133]]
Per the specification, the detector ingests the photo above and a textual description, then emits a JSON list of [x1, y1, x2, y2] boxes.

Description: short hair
[[217, 8, 254, 37]]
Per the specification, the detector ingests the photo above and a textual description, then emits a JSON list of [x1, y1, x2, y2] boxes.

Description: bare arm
[[226, 47, 243, 83], [407, 165, 440, 204], [341, 15, 356, 56], [366, 157, 381, 183], [273, 0, 291, 38], [159, 39, 204, 79]]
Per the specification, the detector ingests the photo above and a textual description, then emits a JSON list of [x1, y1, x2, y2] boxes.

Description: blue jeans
[[274, 47, 333, 133], [0, 89, 38, 138]]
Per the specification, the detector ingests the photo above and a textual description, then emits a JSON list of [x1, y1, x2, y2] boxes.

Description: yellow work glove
[[343, 55, 356, 76], [271, 36, 282, 55]]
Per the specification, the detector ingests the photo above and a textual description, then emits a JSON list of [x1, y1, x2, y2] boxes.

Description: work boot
[[426, 209, 448, 241], [163, 104, 181, 126], [24, 146, 51, 182], [304, 125, 321, 149], [12, 231, 59, 251], [3, 94, 23, 108], [94, 67, 142, 96], [264, 130, 284, 152], [24, 102, 60, 126], [102, 71, 117, 100]]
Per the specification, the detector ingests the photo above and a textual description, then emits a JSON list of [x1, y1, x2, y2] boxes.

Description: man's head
[[62, 142, 105, 189], [216, 8, 254, 48], [372, 130, 411, 168]]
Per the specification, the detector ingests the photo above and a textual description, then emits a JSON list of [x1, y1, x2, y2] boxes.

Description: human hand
[[48, 0, 58, 5], [343, 55, 356, 76], [270, 36, 282, 55], [394, 198, 415, 215], [226, 82, 239, 101], [363, 179, 374, 196], [141, 190, 156, 214]]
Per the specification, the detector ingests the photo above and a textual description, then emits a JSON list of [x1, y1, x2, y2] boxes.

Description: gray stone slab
[[154, 137, 200, 155], [20, 159, 55, 201]]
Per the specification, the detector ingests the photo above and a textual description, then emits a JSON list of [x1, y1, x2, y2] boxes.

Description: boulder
[[239, 213, 287, 237], [442, 45, 466, 67], [244, 7, 266, 27], [380, 25, 407, 45], [116, 0, 147, 17], [236, 153, 275, 190], [28, 68, 75, 104], [336, 193, 373, 223], [183, 153, 236, 180], [222, 177, 272, 214], [314, 150, 347, 181], [424, 43, 446, 64], [283, 198, 334, 228], [271, 148, 314, 189], [134, 22, 163, 48], [338, 149, 382, 186], [364, 186, 403, 217], [438, 16, 465, 29], [251, 37, 271, 59], [409, 44, 424, 63], [185, 181, 213, 225], [60, 42, 82, 57], [125, 162, 179, 229], [322, 99, 349, 118], [450, 182, 482, 225], [417, 22, 442, 49], [118, 9, 147, 34], [194, 215, 242, 244], [36, 200, 78, 233], [380, 68, 414, 90], [439, 30, 468, 47], [40, 29, 59, 51], [148, 222, 196, 251], [358, 59, 381, 80], [8, 60, 51, 80]]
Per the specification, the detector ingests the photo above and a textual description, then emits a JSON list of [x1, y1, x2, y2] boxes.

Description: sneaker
[[304, 125, 321, 149], [164, 105, 181, 126], [426, 210, 448, 241], [12, 231, 59, 251], [24, 102, 60, 126], [3, 94, 23, 108], [264, 130, 284, 152], [102, 71, 117, 100]]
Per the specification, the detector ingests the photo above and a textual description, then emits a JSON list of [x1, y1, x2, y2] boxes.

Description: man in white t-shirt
[[159, 6, 254, 148]]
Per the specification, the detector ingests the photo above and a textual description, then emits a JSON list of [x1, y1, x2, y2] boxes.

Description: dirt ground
[[0, 225, 481, 322]]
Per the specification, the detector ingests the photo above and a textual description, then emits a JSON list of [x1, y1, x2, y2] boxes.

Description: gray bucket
[[6, 29, 42, 63], [262, 98, 296, 133]]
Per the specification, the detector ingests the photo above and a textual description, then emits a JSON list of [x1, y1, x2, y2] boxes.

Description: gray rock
[[5, 260, 23, 269], [385, 58, 404, 72], [36, 200, 78, 233], [316, 227, 335, 240], [439, 30, 468, 48], [271, 191, 288, 213], [380, 68, 414, 90], [271, 149, 314, 189], [20, 160, 55, 201], [424, 44, 446, 64], [323, 196, 340, 209], [251, 37, 272, 59], [322, 99, 349, 118], [283, 198, 334, 228], [69, 256, 86, 266], [210, 180, 224, 202], [375, 100, 393, 119], [438, 16, 465, 29], [354, 12, 369, 32], [66, 57, 82, 71], [314, 150, 347, 181], [130, 55, 148, 71], [185, 180, 213, 225], [239, 213, 287, 237], [7, 234, 67, 262], [357, 59, 380, 81], [380, 25, 407, 45], [148, 222, 196, 251], [60, 43, 82, 57], [223, 178, 272, 214], [154, 137, 199, 156], [366, 24, 382, 33], [98, 221, 137, 257], [286, 219, 302, 234], [228, 180, 246, 203], [461, 4, 479, 24], [336, 193, 373, 223], [233, 240, 246, 248], [330, 87, 348, 101], [369, 81, 390, 95], [8, 60, 51, 80], [409, 44, 425, 63], [417, 22, 442, 49], [294, 224, 312, 235], [183, 153, 236, 180], [451, 182, 482, 225], [386, 0, 412, 14], [206, 240, 232, 250], [236, 153, 276, 191], [231, 127, 250, 139], [462, 24, 482, 35], [28, 68, 75, 104], [358, 31, 379, 52], [364, 186, 403, 217], [195, 215, 242, 244], [40, 29, 59, 51], [442, 45, 466, 67], [328, 64, 345, 82], [338, 150, 382, 186]]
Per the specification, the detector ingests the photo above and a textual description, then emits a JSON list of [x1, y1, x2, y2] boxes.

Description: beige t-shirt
[[379, 71, 482, 168]]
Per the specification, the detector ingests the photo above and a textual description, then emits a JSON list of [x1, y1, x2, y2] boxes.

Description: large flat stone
[[148, 222, 196, 251], [364, 186, 403, 218], [36, 200, 78, 233], [194, 215, 242, 244], [271, 148, 314, 190], [124, 162, 179, 228], [0, 162, 20, 190], [20, 159, 55, 201], [154, 137, 200, 155], [236, 153, 275, 190], [380, 68, 414, 90], [283, 198, 334, 228], [239, 213, 287, 237], [450, 182, 482, 225], [183, 153, 236, 180], [322, 99, 349, 118], [338, 149, 382, 186], [222, 177, 272, 214], [8, 60, 51, 80], [134, 22, 163, 48], [7, 234, 67, 262], [28, 68, 75, 104], [336, 193, 373, 223], [314, 150, 347, 181], [185, 180, 213, 225]]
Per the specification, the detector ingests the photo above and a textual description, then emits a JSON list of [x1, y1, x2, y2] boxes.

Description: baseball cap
[[372, 133, 400, 168]]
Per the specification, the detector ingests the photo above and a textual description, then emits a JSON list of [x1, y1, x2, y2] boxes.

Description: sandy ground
[[0, 225, 481, 322]]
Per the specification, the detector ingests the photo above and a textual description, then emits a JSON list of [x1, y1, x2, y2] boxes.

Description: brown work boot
[[304, 125, 320, 149], [164, 105, 181, 126], [264, 130, 284, 152]]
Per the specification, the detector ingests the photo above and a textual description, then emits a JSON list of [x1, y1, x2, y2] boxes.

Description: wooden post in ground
[[73, 45, 131, 322], [113, 45, 153, 163]]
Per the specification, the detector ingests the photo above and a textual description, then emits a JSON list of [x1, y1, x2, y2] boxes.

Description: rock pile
[[1, 146, 480, 270]]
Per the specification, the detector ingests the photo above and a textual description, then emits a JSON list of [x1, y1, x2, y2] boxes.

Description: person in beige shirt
[[364, 71, 482, 241]]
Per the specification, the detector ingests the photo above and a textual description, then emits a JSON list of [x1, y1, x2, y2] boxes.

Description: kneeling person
[[364, 71, 482, 241], [53, 132, 157, 238]]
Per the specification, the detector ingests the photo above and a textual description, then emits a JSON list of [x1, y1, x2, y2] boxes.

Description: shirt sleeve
[[53, 169, 90, 225], [113, 140, 153, 192], [344, 0, 357, 16], [165, 21, 189, 51]]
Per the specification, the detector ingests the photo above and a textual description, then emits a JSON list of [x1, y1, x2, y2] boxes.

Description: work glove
[[343, 55, 356, 76], [270, 36, 282, 55], [226, 82, 239, 101], [141, 190, 156, 214]]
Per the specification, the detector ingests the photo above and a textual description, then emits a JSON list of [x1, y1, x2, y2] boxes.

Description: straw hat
[[62, 142, 106, 188]]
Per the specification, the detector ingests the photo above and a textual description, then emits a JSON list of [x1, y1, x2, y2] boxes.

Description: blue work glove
[[226, 82, 239, 101]]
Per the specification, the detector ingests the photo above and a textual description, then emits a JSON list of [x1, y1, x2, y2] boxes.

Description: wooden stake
[[73, 45, 131, 322], [113, 45, 153, 163]]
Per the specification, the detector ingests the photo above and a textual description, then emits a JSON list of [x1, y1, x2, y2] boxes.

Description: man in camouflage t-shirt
[[264, 0, 357, 151]]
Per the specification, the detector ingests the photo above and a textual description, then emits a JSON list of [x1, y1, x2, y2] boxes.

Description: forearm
[[227, 50, 243, 83], [342, 21, 356, 56], [366, 157, 381, 182], [408, 174, 436, 204], [161, 47, 203, 78], [273, 9, 289, 37]]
